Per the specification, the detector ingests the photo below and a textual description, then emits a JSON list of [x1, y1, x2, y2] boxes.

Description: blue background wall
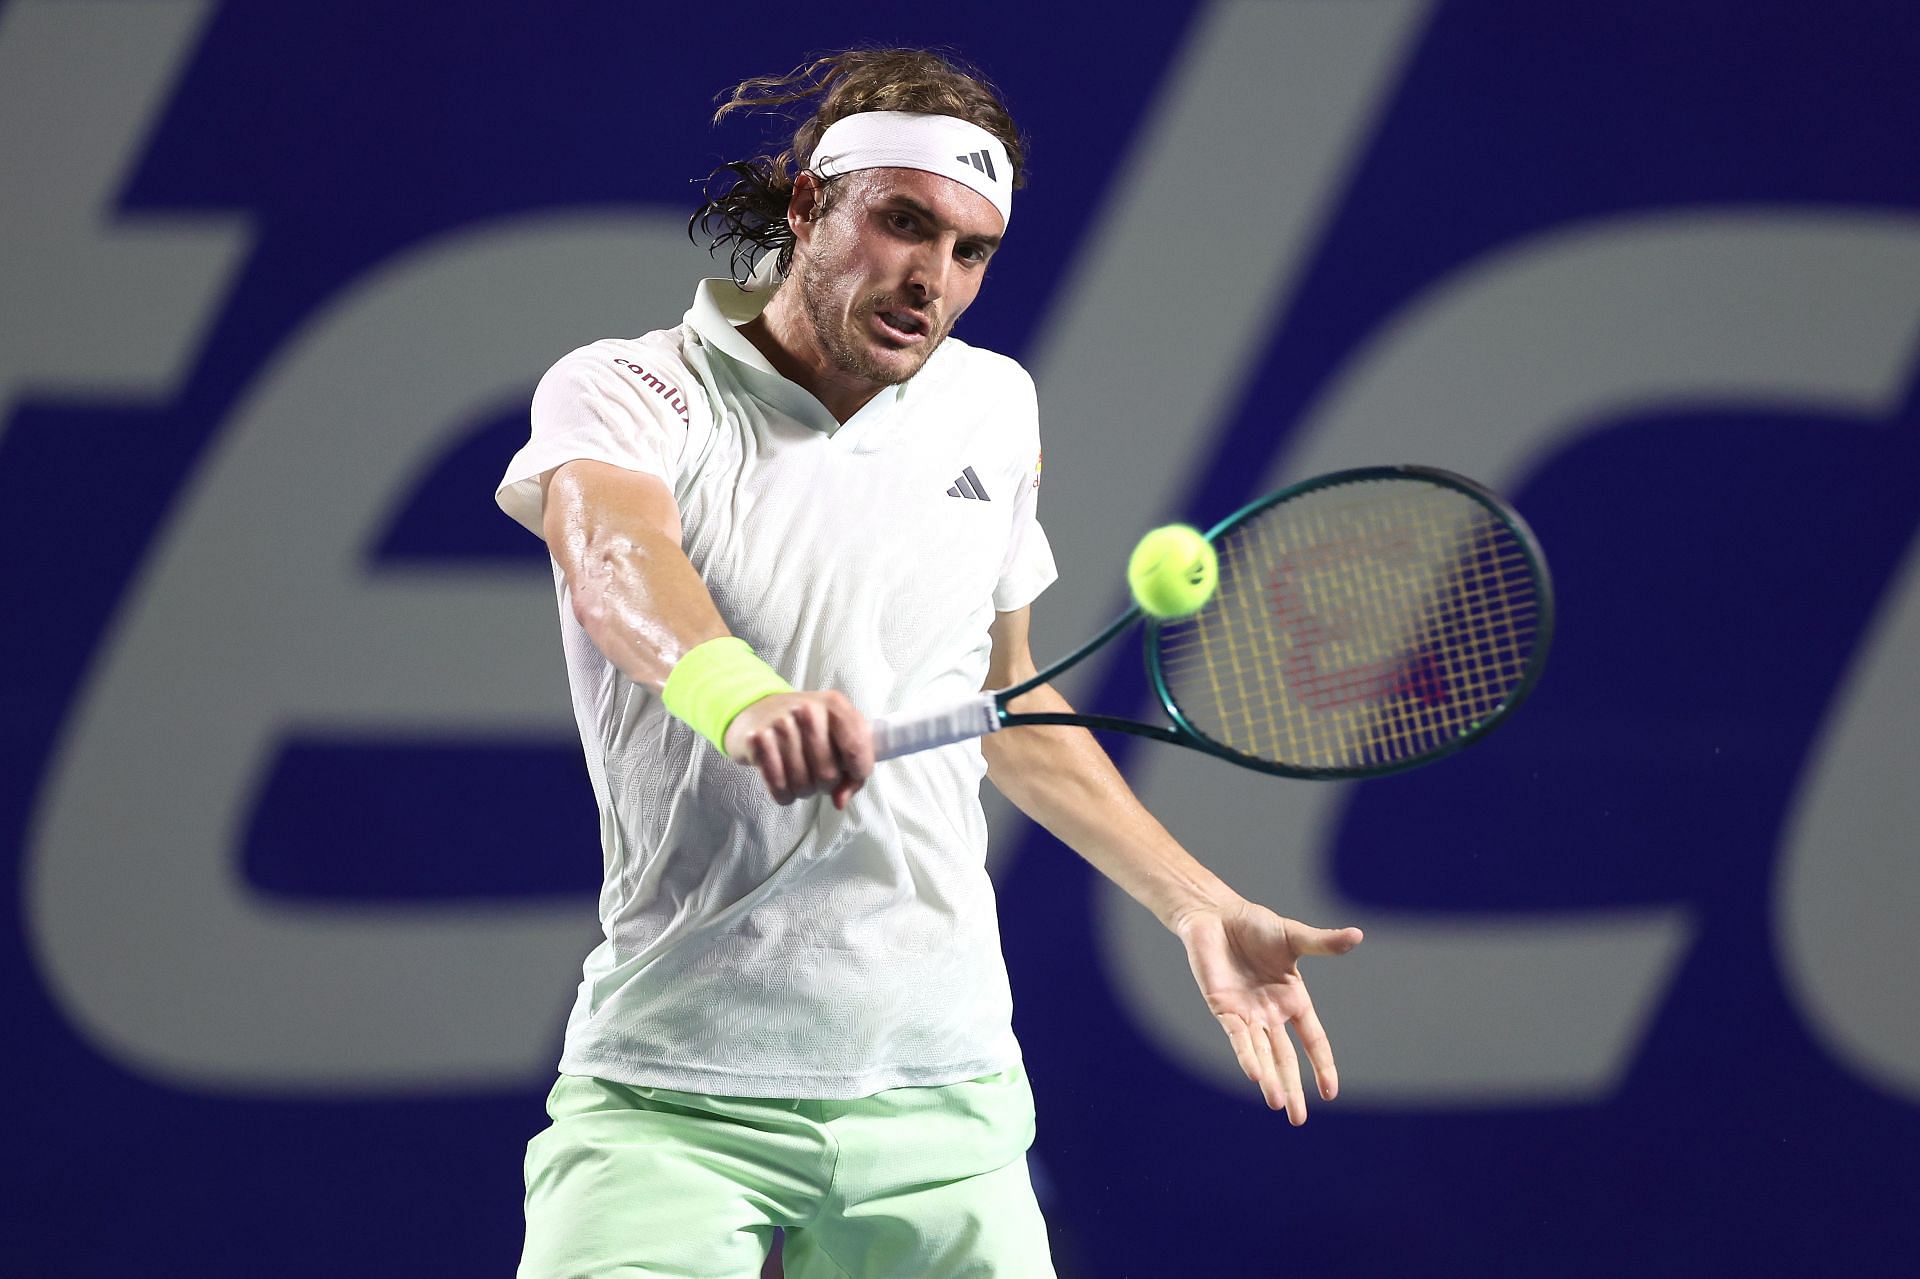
[[4, 1, 1918, 1273]]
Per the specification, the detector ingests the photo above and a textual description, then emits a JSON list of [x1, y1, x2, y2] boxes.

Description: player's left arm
[[980, 604, 1364, 1124]]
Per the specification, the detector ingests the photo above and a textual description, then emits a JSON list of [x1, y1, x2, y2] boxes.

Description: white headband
[[810, 111, 1014, 229]]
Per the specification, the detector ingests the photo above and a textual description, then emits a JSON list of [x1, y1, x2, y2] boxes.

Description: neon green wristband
[[660, 636, 793, 754]]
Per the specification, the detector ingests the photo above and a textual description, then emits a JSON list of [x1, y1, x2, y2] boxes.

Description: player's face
[[793, 168, 1005, 389]]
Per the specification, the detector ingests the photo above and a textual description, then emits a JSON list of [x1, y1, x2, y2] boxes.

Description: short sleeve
[[495, 343, 698, 536], [993, 373, 1058, 612]]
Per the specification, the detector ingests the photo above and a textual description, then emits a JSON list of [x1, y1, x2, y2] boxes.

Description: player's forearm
[[570, 527, 732, 691], [545, 463, 730, 692], [983, 682, 1240, 930]]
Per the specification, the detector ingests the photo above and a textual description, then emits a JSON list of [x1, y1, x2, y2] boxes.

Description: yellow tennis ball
[[1128, 524, 1218, 619]]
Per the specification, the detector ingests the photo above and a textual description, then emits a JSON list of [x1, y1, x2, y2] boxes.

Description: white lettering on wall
[[0, 0, 249, 443]]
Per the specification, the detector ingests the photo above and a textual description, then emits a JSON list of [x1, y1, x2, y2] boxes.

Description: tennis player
[[497, 48, 1364, 1278]]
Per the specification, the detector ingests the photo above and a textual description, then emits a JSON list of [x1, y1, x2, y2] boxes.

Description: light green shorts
[[518, 1066, 1056, 1278]]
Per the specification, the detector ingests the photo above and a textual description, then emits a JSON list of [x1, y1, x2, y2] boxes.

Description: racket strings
[[1156, 479, 1544, 770]]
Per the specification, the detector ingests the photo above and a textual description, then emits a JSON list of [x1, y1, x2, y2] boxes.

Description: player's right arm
[[540, 459, 873, 808]]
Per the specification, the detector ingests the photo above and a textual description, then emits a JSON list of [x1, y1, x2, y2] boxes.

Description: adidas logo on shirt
[[955, 150, 997, 182], [946, 466, 991, 501]]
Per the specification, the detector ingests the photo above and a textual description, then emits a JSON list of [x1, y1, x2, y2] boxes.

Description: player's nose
[[906, 242, 952, 302]]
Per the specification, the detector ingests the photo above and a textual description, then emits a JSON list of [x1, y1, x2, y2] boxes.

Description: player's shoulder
[[543, 331, 696, 387], [533, 331, 709, 438]]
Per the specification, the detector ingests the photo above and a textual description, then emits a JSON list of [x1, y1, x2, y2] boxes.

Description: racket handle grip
[[870, 693, 1002, 761]]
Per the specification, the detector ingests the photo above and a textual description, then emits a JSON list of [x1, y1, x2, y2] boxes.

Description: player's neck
[[741, 293, 882, 425]]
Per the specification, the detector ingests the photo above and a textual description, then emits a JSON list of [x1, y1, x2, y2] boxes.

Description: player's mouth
[[873, 308, 931, 343]]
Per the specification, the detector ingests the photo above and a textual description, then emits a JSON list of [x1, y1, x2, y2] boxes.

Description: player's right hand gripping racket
[[870, 465, 1554, 779]]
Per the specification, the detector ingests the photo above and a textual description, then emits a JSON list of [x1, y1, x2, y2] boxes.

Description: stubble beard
[[798, 266, 942, 388]]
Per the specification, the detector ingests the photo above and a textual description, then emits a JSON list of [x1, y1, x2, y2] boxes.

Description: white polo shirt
[[497, 273, 1055, 1098]]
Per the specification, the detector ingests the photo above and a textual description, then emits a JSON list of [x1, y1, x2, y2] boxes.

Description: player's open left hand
[[1174, 899, 1364, 1125], [724, 691, 875, 810]]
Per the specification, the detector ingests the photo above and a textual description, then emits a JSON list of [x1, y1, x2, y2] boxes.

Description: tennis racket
[[870, 464, 1554, 779]]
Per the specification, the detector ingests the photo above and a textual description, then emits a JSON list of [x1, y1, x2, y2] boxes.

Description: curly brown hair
[[690, 48, 1027, 283]]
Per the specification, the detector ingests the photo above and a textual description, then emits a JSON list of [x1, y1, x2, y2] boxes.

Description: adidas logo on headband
[[956, 150, 997, 182]]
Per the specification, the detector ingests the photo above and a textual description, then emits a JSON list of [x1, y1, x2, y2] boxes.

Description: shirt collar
[[685, 271, 779, 373], [683, 261, 910, 438]]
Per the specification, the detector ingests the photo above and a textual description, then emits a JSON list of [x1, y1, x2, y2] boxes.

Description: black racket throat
[[994, 602, 1180, 743], [999, 604, 1143, 703]]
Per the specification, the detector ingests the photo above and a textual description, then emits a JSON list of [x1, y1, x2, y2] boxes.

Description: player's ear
[[789, 172, 826, 246]]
